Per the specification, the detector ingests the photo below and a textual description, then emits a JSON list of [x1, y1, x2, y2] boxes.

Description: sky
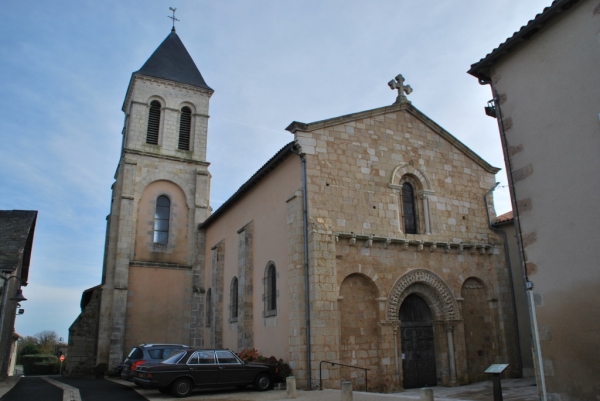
[[0, 0, 552, 341]]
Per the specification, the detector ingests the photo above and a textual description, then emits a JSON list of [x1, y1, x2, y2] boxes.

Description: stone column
[[446, 322, 458, 386], [393, 324, 401, 384], [392, 190, 403, 233], [420, 190, 434, 235]]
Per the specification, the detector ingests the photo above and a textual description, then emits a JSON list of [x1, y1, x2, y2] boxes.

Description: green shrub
[[22, 354, 59, 375], [18, 344, 40, 364]]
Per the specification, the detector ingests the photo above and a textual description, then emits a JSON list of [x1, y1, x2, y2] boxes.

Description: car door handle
[[219, 367, 224, 370]]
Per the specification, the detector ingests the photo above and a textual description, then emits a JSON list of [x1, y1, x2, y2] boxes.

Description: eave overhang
[[468, 0, 581, 84]]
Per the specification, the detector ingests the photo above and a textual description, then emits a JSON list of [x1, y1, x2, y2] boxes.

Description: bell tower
[[97, 29, 213, 368]]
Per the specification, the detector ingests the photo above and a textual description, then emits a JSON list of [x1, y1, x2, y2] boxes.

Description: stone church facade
[[68, 30, 522, 391]]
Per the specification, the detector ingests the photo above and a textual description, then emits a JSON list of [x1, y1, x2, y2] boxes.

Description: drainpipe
[[290, 142, 312, 389], [484, 183, 522, 374], [489, 91, 547, 401]]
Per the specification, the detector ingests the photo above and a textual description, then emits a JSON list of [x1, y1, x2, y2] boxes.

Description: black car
[[120, 343, 189, 381], [133, 348, 273, 397]]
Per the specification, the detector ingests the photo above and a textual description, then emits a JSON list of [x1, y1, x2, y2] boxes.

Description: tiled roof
[[135, 30, 212, 91], [496, 211, 514, 224], [468, 0, 581, 82], [199, 142, 296, 229], [0, 210, 37, 282]]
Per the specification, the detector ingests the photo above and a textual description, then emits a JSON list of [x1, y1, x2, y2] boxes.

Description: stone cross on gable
[[388, 74, 413, 104]]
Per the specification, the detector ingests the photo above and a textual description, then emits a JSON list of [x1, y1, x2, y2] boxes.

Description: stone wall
[[66, 287, 101, 375], [210, 241, 225, 348], [288, 101, 518, 390], [237, 222, 254, 350], [96, 72, 212, 369]]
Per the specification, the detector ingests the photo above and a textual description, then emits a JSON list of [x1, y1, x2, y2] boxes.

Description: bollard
[[286, 376, 297, 399], [420, 387, 434, 401], [341, 381, 353, 401]]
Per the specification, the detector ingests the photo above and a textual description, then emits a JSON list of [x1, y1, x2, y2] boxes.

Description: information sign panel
[[484, 364, 509, 374]]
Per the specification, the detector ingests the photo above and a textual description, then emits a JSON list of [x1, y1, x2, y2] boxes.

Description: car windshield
[[162, 350, 186, 364]]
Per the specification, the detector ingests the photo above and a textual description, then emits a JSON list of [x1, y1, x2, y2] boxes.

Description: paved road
[[0, 376, 147, 401], [0, 376, 538, 401], [0, 377, 63, 401]]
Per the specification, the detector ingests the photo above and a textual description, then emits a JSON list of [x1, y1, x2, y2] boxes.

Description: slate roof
[[135, 30, 212, 91], [468, 0, 580, 82], [0, 210, 37, 282]]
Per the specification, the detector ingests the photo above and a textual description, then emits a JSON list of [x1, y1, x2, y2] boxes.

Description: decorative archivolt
[[389, 164, 432, 191], [387, 269, 460, 321]]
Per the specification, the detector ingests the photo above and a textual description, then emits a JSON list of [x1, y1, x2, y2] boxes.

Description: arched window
[[230, 277, 238, 321], [264, 263, 277, 316], [153, 195, 170, 243], [206, 288, 212, 327], [146, 100, 161, 145], [178, 106, 192, 150], [402, 183, 417, 234]]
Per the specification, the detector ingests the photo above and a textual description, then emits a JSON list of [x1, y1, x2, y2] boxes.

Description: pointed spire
[[135, 31, 212, 91]]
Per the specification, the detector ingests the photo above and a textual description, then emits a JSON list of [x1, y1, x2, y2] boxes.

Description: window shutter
[[146, 101, 161, 145], [178, 107, 191, 150]]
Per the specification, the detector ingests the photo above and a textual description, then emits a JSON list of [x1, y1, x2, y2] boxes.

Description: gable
[[286, 102, 499, 174]]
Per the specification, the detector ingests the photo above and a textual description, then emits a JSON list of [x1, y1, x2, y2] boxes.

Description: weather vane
[[168, 7, 180, 32]]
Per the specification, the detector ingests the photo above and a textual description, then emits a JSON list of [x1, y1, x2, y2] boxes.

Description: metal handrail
[[319, 360, 370, 392]]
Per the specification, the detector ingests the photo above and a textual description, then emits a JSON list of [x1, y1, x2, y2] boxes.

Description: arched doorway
[[400, 294, 437, 388]]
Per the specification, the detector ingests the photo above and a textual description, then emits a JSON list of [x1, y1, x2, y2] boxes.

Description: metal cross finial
[[168, 7, 180, 32], [388, 74, 413, 104]]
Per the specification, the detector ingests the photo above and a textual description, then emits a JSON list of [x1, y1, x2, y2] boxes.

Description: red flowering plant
[[237, 348, 292, 383]]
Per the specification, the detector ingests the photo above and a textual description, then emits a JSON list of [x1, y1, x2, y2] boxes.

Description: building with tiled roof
[[0, 210, 37, 378], [69, 28, 525, 392], [469, 0, 600, 399]]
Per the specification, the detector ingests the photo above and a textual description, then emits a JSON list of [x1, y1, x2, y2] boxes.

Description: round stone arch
[[457, 272, 494, 299], [177, 101, 197, 114], [136, 173, 194, 210], [337, 270, 385, 299], [387, 269, 460, 322], [390, 164, 432, 191], [146, 95, 166, 108], [338, 273, 382, 389]]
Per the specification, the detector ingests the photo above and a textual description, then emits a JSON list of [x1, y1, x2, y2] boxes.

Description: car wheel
[[158, 387, 170, 394], [171, 378, 193, 398], [254, 373, 271, 391]]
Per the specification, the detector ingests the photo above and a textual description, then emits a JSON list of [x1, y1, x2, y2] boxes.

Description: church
[[67, 28, 522, 391]]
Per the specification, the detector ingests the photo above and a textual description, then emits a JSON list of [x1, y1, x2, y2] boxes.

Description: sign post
[[484, 364, 509, 401], [59, 355, 65, 375]]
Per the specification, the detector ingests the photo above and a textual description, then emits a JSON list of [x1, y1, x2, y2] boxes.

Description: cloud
[[1, 0, 550, 337]]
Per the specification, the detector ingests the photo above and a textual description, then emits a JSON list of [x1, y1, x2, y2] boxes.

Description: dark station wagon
[[121, 343, 189, 381], [133, 348, 274, 397]]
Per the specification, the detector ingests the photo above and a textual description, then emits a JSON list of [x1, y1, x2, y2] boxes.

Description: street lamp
[[1, 275, 27, 303]]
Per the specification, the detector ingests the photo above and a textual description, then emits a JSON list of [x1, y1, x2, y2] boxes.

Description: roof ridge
[[286, 102, 500, 174]]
